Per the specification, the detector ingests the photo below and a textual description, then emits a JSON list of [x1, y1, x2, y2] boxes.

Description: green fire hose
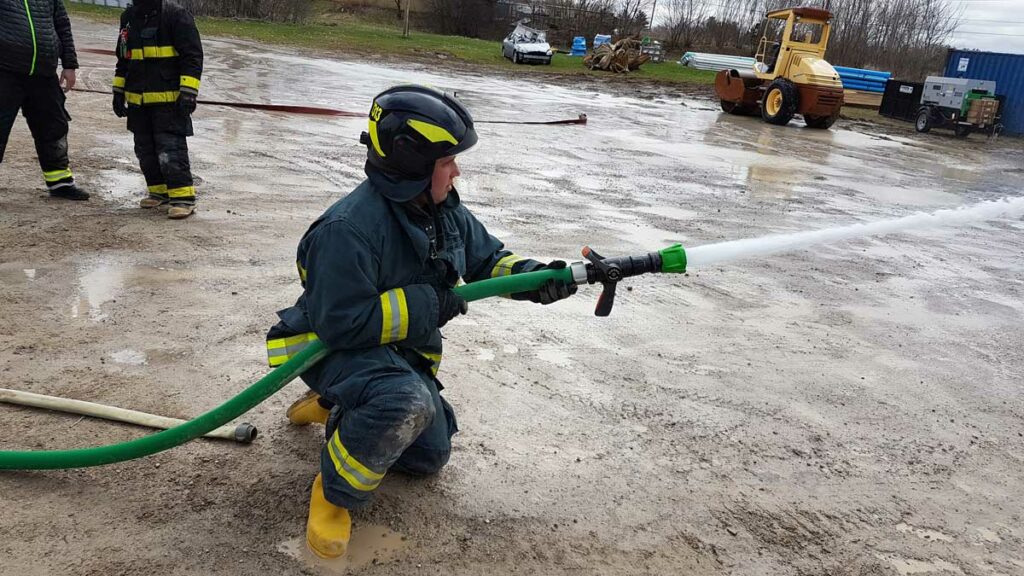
[[0, 244, 686, 471]]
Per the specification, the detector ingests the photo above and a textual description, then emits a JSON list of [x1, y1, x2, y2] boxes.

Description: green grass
[[67, 3, 716, 86]]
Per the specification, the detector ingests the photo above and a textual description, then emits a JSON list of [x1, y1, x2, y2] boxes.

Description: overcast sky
[[949, 0, 1024, 53]]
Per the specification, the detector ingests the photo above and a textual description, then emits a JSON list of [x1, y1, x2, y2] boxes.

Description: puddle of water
[[502, 345, 518, 354], [535, 347, 573, 367], [745, 164, 797, 199], [96, 168, 147, 209], [877, 555, 964, 576], [110, 349, 147, 365], [851, 182, 961, 207], [476, 348, 495, 361], [71, 263, 125, 322], [69, 258, 194, 322], [896, 522, 954, 543], [976, 527, 1002, 543], [278, 524, 408, 574], [590, 209, 685, 250], [629, 205, 698, 222], [939, 165, 979, 183], [0, 265, 44, 284]]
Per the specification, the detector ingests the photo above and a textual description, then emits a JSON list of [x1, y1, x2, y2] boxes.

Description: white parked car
[[502, 23, 553, 65]]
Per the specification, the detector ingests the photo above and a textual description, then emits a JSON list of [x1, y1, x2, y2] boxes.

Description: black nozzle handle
[[582, 246, 620, 316]]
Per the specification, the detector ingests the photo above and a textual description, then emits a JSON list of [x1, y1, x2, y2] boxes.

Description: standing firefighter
[[112, 0, 202, 219], [266, 85, 577, 558], [0, 0, 89, 200]]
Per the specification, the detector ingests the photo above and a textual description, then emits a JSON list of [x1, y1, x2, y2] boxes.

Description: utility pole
[[403, 0, 411, 37], [649, 0, 658, 32]]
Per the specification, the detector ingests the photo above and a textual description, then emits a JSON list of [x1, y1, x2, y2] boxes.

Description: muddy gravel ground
[[2, 18, 1024, 576]]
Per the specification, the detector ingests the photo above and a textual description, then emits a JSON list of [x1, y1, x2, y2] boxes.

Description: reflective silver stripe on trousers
[[328, 435, 383, 490]]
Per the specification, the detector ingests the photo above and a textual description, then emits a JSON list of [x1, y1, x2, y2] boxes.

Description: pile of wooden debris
[[583, 38, 650, 73]]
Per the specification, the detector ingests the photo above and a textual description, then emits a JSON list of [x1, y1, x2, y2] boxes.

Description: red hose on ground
[[75, 48, 588, 124]]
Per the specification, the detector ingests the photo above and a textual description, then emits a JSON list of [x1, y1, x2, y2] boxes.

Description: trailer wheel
[[804, 111, 839, 129], [915, 108, 932, 133], [761, 79, 798, 126]]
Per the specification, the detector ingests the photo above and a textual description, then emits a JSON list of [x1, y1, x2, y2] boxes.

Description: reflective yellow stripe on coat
[[379, 288, 408, 344], [418, 351, 442, 376], [129, 46, 178, 60], [328, 429, 385, 491], [491, 254, 523, 277], [266, 332, 319, 367], [125, 90, 180, 105], [179, 75, 201, 92]]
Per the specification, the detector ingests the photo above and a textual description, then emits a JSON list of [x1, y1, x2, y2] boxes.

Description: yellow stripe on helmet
[[368, 120, 386, 158], [406, 119, 458, 145]]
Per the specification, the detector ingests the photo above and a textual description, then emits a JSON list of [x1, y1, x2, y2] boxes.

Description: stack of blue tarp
[[594, 34, 612, 48], [834, 66, 891, 93], [571, 36, 586, 56]]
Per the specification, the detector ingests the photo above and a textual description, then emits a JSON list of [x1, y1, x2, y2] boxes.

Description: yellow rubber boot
[[307, 473, 351, 559], [286, 390, 330, 426]]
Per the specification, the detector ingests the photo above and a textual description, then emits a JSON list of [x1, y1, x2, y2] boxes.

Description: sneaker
[[168, 204, 195, 219], [140, 196, 168, 209], [49, 185, 90, 201]]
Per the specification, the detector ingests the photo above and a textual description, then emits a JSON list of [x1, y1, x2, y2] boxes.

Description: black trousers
[[0, 70, 75, 191], [128, 105, 195, 205]]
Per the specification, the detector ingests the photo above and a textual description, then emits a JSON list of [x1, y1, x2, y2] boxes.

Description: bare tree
[[662, 0, 709, 50]]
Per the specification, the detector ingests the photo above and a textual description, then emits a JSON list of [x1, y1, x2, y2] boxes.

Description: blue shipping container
[[945, 50, 1024, 135]]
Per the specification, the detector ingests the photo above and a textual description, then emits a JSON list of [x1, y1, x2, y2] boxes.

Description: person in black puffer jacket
[[0, 0, 89, 200]]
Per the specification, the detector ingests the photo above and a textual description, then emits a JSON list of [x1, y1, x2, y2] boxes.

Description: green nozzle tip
[[659, 243, 687, 273]]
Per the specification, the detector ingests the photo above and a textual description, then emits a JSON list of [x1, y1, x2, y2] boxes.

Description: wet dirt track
[[2, 18, 1023, 576]]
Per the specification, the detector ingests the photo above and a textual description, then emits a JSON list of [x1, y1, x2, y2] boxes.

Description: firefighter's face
[[430, 156, 460, 204]]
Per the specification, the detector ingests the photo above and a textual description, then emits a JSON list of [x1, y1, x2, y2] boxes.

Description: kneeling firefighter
[[266, 85, 578, 558], [111, 0, 203, 219]]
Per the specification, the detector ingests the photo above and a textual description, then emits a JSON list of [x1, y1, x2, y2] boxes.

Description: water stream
[[685, 197, 1024, 268]]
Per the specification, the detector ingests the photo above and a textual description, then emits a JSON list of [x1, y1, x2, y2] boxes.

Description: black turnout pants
[[128, 104, 195, 205], [0, 70, 75, 191]]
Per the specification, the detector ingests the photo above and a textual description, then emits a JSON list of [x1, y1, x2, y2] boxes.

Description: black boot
[[49, 185, 90, 201]]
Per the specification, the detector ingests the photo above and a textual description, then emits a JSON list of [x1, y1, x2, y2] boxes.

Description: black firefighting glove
[[177, 92, 197, 115], [112, 92, 127, 118], [519, 260, 578, 305], [434, 286, 468, 328]]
